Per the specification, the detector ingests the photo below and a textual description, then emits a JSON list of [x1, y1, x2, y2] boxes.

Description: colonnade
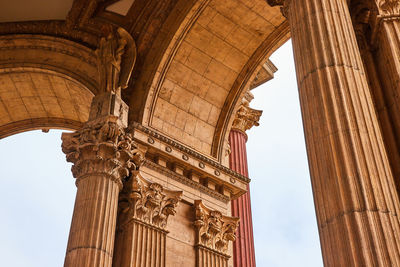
[[58, 0, 400, 266]]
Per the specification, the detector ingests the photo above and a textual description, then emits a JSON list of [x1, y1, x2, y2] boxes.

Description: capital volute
[[193, 200, 239, 254]]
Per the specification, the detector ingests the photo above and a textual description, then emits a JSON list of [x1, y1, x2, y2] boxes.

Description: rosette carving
[[194, 200, 239, 254], [61, 116, 144, 189], [118, 171, 183, 229]]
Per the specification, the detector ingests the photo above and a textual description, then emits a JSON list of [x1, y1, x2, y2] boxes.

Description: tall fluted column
[[350, 1, 400, 186], [370, 2, 400, 181], [229, 91, 261, 267], [62, 93, 143, 267], [61, 27, 138, 267], [267, 0, 400, 266]]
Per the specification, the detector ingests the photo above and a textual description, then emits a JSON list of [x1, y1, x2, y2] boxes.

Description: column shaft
[[64, 175, 120, 267], [285, 0, 400, 265], [229, 129, 256, 267], [372, 15, 400, 180]]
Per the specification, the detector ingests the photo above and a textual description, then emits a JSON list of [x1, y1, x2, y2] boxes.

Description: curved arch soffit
[[135, 0, 290, 161], [135, 0, 211, 125], [0, 67, 94, 139], [212, 22, 290, 160], [0, 34, 99, 95]]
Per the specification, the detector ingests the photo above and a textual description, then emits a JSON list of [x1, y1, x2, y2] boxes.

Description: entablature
[[130, 122, 250, 202]]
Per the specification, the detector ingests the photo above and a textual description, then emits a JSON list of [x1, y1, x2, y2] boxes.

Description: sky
[[0, 41, 323, 266]]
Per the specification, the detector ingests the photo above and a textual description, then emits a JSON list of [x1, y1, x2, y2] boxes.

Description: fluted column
[[229, 91, 261, 267], [267, 0, 400, 266], [112, 171, 182, 267], [229, 130, 256, 267], [370, 2, 400, 181], [193, 200, 239, 267], [61, 27, 138, 267], [62, 93, 143, 267]]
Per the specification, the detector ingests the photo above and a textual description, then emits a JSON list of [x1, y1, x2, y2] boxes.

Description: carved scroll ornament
[[61, 116, 145, 188], [96, 27, 137, 95], [118, 171, 183, 230], [194, 200, 239, 254]]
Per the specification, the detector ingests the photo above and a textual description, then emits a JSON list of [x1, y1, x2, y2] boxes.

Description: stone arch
[[0, 34, 99, 94], [0, 34, 99, 138], [0, 67, 93, 139], [135, 0, 290, 160]]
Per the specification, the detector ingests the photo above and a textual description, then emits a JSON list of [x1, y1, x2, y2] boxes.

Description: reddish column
[[229, 129, 256, 267]]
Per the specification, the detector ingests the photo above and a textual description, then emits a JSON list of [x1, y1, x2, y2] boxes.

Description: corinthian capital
[[193, 200, 239, 254], [232, 91, 262, 133], [377, 0, 400, 15], [118, 171, 183, 230], [61, 116, 144, 189]]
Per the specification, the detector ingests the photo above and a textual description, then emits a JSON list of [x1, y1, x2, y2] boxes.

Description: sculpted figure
[[96, 27, 136, 95]]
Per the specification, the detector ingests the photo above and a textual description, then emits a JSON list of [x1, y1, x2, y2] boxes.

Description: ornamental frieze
[[118, 170, 183, 230], [193, 200, 239, 255]]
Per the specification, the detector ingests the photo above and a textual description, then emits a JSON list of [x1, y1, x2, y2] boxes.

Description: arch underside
[[0, 68, 93, 138], [0, 0, 289, 165], [135, 0, 289, 162]]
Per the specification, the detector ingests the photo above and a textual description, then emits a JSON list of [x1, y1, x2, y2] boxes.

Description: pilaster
[[193, 200, 239, 267], [113, 171, 182, 267], [268, 0, 400, 265]]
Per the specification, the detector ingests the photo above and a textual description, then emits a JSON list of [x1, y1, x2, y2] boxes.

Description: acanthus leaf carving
[[194, 200, 239, 254], [232, 91, 262, 133], [61, 116, 145, 188], [118, 171, 183, 230]]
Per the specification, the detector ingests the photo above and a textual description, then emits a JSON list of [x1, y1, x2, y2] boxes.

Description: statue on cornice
[[96, 27, 136, 95]]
